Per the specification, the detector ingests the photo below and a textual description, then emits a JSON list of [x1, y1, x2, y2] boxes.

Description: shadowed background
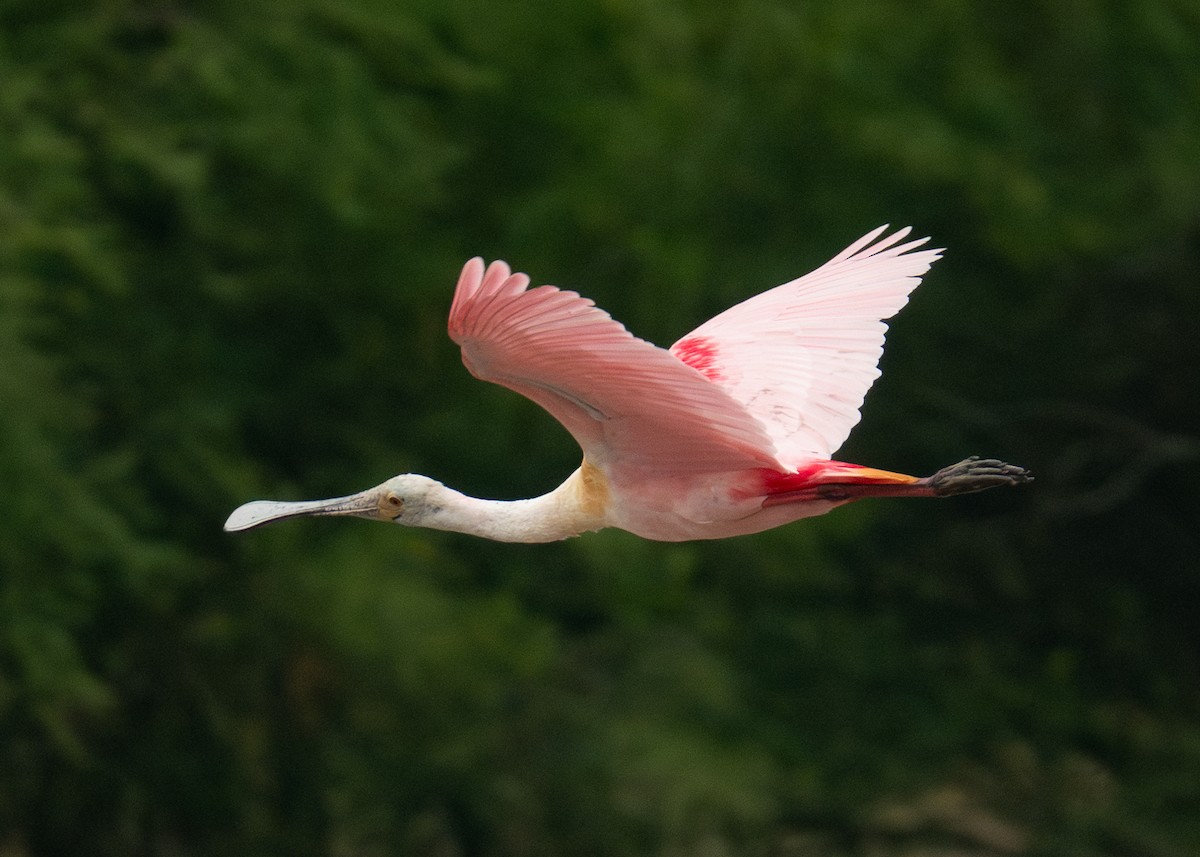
[[1, 1, 1198, 855]]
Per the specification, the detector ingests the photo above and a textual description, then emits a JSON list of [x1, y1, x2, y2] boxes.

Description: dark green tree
[[1, 0, 1198, 854]]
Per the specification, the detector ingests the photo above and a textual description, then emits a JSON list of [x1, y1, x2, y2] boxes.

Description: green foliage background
[[2, 1, 1198, 854]]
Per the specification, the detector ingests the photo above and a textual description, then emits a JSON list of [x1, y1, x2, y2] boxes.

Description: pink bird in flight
[[225, 226, 1029, 541]]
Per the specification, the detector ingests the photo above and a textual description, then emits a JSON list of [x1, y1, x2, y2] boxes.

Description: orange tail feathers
[[760, 462, 923, 507]]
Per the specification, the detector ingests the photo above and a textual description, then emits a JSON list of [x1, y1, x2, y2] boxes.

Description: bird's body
[[226, 227, 1029, 541]]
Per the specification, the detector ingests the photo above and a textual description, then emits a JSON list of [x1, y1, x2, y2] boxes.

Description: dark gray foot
[[928, 456, 1032, 497]]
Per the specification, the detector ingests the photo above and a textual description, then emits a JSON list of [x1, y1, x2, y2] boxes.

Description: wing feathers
[[447, 226, 936, 478], [448, 260, 780, 475], [671, 226, 940, 464]]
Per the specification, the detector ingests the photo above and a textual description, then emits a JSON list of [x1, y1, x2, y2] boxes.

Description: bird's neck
[[422, 464, 609, 543]]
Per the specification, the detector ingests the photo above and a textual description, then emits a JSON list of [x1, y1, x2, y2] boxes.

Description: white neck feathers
[[418, 463, 609, 543]]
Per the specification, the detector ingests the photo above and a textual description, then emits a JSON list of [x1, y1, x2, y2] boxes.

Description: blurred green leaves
[[1, 0, 1199, 854]]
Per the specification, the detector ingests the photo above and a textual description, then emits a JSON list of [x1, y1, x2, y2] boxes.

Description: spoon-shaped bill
[[223, 490, 379, 532]]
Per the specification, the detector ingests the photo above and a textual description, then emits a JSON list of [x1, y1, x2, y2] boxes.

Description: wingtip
[[840, 225, 944, 264], [833, 224, 905, 263], [464, 256, 487, 282], [480, 259, 513, 291], [455, 256, 487, 296], [450, 257, 488, 330]]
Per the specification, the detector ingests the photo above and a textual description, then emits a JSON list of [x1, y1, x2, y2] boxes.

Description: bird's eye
[[385, 493, 403, 509]]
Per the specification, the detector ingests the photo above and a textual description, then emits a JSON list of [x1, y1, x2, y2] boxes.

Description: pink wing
[[448, 258, 780, 474], [670, 226, 941, 466]]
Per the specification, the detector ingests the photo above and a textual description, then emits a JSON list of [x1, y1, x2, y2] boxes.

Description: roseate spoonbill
[[225, 226, 1029, 542]]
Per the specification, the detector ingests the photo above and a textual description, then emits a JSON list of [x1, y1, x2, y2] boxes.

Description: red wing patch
[[759, 463, 826, 495], [673, 335, 724, 381]]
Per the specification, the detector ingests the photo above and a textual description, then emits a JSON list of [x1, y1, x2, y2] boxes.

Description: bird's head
[[223, 473, 445, 532]]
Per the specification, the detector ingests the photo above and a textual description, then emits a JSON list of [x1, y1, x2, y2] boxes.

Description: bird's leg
[[761, 457, 1031, 507]]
